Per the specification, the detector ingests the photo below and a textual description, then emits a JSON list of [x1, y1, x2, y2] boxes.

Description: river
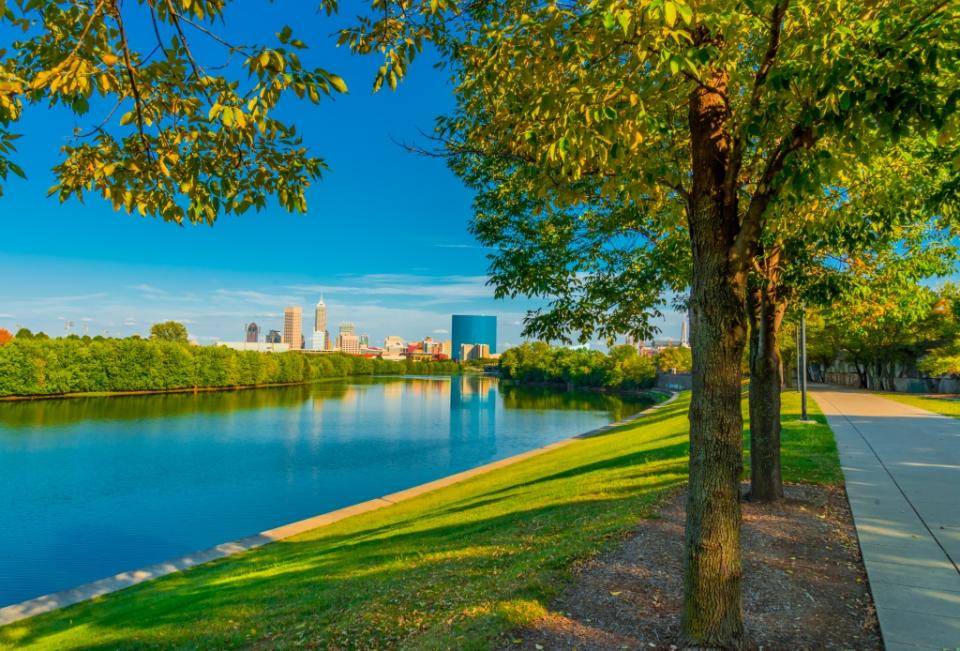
[[0, 375, 649, 607]]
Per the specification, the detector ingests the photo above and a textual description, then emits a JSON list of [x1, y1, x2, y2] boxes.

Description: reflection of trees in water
[[498, 383, 653, 421], [0, 384, 323, 428]]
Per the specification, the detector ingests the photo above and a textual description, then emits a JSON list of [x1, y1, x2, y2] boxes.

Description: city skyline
[[0, 266, 689, 351]]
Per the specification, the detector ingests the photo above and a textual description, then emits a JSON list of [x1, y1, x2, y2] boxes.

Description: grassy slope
[[1, 391, 840, 651], [878, 392, 960, 418]]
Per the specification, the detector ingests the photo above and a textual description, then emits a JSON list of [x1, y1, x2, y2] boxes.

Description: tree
[[14, 327, 32, 339], [657, 346, 693, 374], [150, 321, 188, 343], [0, 2, 346, 221], [0, 328, 11, 346], [336, 1, 958, 644], [745, 140, 959, 502]]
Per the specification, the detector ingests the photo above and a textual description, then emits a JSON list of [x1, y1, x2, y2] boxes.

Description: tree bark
[[747, 275, 786, 503], [681, 67, 748, 649]]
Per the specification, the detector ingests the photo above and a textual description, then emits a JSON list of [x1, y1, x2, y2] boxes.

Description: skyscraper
[[314, 296, 326, 334], [245, 322, 260, 343], [451, 315, 497, 361], [312, 296, 327, 351], [283, 306, 303, 350], [339, 322, 356, 336]]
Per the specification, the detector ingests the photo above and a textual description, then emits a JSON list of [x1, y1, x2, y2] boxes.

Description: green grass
[[1, 391, 841, 650], [878, 392, 960, 419]]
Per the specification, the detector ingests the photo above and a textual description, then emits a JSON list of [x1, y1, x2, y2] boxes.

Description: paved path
[[813, 389, 960, 651]]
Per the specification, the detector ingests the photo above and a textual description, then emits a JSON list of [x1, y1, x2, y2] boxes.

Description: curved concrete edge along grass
[[0, 390, 678, 628]]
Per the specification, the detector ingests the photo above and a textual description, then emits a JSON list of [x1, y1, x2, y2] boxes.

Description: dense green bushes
[[0, 338, 460, 397], [498, 342, 656, 390]]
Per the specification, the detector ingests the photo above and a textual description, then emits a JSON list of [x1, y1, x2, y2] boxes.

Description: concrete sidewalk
[[813, 389, 960, 651]]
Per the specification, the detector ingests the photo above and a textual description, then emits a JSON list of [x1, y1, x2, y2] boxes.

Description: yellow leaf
[[664, 1, 677, 27], [101, 53, 119, 66], [328, 74, 348, 94]]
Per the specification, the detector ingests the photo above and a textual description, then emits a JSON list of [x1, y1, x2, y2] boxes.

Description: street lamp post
[[800, 308, 808, 421]]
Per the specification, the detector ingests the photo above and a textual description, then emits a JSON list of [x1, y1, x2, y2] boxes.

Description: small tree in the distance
[[657, 346, 693, 374], [150, 321, 189, 343]]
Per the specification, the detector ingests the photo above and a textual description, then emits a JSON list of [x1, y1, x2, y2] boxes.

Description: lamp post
[[800, 308, 808, 420], [799, 306, 816, 424]]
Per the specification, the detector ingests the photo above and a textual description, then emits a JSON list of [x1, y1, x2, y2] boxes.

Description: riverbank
[[0, 379, 314, 402], [0, 391, 848, 650]]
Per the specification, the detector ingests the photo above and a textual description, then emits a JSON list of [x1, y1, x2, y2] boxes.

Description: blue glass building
[[451, 314, 497, 360]]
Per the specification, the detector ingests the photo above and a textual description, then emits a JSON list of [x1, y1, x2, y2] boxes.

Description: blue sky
[[0, 3, 682, 347]]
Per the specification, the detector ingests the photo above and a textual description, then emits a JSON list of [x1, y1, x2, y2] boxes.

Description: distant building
[[314, 297, 327, 335], [459, 342, 491, 361], [283, 306, 303, 350], [451, 314, 497, 361], [337, 332, 361, 355], [245, 322, 260, 343], [217, 341, 289, 353], [265, 329, 282, 344], [339, 322, 356, 337], [359, 333, 370, 348], [384, 335, 405, 354], [441, 340, 452, 358], [311, 330, 326, 351]]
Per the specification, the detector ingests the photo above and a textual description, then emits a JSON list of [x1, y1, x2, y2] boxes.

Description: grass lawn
[[878, 392, 960, 418], [1, 391, 841, 650]]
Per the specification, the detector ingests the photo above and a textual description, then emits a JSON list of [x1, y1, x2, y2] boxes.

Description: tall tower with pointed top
[[314, 295, 327, 334]]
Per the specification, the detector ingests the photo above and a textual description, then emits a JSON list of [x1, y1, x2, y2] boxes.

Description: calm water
[[0, 375, 646, 607]]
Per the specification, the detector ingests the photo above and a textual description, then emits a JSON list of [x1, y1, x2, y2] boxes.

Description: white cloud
[[214, 289, 302, 307], [287, 274, 493, 302], [432, 328, 449, 334]]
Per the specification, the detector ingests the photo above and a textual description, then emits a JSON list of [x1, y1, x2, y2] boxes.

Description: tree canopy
[[0, 1, 347, 222], [334, 0, 959, 644], [149, 320, 188, 342]]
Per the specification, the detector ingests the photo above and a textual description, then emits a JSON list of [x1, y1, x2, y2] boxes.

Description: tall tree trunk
[[681, 67, 747, 649], [748, 275, 786, 503]]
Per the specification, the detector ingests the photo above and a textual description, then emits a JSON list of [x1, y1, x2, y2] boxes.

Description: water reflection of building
[[448, 375, 498, 467]]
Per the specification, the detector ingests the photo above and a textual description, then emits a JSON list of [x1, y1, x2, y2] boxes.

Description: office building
[[459, 343, 491, 361], [339, 322, 356, 337], [314, 296, 326, 334], [265, 329, 282, 344], [451, 314, 497, 360], [245, 322, 260, 343], [384, 335, 405, 353], [359, 333, 370, 348], [311, 330, 326, 351], [283, 306, 303, 350], [337, 332, 361, 355]]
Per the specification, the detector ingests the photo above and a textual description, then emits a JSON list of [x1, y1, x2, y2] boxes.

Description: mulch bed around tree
[[504, 484, 880, 650]]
